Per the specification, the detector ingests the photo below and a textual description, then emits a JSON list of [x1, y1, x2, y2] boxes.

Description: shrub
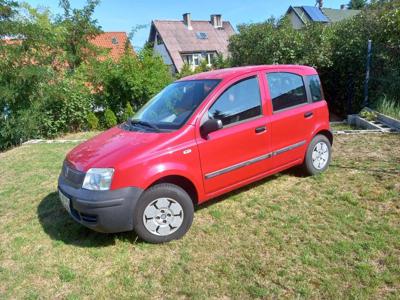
[[228, 2, 400, 115], [87, 112, 99, 130], [104, 108, 117, 128], [121, 102, 134, 122], [81, 48, 172, 115]]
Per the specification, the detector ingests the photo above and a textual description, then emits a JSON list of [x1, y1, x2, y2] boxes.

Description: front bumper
[[58, 175, 143, 233]]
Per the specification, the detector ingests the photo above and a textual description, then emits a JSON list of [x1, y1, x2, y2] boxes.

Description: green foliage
[[0, 0, 18, 21], [104, 108, 117, 128], [373, 96, 400, 120], [56, 0, 102, 70], [121, 102, 134, 122], [0, 1, 171, 151], [212, 53, 231, 69], [348, 0, 367, 9], [87, 112, 99, 130], [359, 108, 377, 121], [229, 3, 400, 115], [177, 63, 195, 79], [177, 55, 230, 79], [81, 47, 172, 114]]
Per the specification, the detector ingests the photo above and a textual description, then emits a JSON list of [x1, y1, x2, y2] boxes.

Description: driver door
[[196, 74, 271, 195]]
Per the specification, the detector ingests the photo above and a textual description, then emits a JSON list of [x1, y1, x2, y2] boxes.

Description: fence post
[[363, 39, 372, 108]]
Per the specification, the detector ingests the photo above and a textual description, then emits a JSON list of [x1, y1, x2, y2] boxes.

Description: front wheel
[[302, 134, 332, 176], [133, 183, 194, 243]]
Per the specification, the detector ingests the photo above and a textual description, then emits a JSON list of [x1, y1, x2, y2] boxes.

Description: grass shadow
[[37, 192, 140, 248]]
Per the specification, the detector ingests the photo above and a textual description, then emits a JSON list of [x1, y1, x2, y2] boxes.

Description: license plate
[[59, 190, 71, 213]]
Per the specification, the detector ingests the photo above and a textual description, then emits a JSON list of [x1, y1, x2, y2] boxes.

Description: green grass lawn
[[330, 122, 360, 131], [0, 133, 399, 299]]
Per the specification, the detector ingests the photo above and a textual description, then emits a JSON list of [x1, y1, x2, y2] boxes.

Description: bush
[[104, 108, 117, 128], [121, 102, 134, 122], [228, 2, 400, 115], [87, 112, 99, 130], [80, 47, 172, 115]]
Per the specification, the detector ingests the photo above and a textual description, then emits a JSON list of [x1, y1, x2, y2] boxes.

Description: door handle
[[304, 111, 313, 118], [255, 126, 267, 133]]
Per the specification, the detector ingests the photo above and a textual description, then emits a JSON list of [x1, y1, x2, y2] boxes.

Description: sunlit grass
[[0, 134, 399, 298], [373, 96, 400, 120]]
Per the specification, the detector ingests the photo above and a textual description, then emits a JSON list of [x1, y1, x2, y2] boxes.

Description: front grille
[[62, 161, 85, 188]]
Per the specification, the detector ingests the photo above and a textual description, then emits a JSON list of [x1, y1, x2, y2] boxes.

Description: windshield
[[130, 79, 220, 131]]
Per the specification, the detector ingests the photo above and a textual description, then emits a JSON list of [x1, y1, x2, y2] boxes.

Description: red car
[[58, 65, 332, 243]]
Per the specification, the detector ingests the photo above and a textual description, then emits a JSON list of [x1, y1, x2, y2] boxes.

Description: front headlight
[[82, 168, 114, 191]]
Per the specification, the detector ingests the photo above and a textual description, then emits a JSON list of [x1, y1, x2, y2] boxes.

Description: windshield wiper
[[129, 118, 160, 132]]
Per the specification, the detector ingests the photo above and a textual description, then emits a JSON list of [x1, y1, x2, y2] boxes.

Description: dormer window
[[111, 37, 118, 45]]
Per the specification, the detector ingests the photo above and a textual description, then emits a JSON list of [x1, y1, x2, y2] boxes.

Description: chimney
[[183, 13, 192, 30], [316, 0, 323, 8], [340, 4, 347, 9], [210, 14, 223, 28]]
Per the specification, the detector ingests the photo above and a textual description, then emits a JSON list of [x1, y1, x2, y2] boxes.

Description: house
[[286, 2, 361, 29], [1, 32, 134, 61], [89, 32, 134, 60], [148, 13, 235, 74]]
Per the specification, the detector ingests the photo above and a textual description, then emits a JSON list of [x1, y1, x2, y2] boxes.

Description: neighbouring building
[[90, 32, 134, 60], [2, 32, 134, 61], [286, 1, 361, 29], [148, 13, 235, 74]]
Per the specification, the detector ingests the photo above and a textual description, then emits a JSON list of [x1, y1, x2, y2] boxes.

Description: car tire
[[302, 134, 332, 176], [133, 183, 194, 243]]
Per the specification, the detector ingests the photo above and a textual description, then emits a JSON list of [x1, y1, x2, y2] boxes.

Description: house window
[[111, 37, 118, 45], [155, 32, 164, 45], [182, 52, 217, 69]]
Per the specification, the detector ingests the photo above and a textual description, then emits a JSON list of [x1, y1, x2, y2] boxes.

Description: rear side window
[[208, 76, 262, 126], [308, 75, 323, 102], [266, 72, 307, 112]]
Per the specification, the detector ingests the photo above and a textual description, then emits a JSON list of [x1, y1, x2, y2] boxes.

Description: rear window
[[266, 72, 307, 112], [308, 75, 323, 102]]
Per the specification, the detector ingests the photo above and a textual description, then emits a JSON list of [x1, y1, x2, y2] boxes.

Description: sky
[[26, 0, 348, 49]]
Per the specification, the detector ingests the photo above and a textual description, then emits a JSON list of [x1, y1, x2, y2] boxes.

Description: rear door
[[264, 71, 314, 169], [196, 73, 272, 195]]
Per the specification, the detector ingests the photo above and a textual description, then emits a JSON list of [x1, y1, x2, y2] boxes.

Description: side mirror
[[200, 119, 223, 138]]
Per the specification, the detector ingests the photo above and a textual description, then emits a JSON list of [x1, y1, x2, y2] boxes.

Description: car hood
[[66, 127, 174, 172]]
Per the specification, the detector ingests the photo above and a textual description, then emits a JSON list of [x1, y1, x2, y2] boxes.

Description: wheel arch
[[148, 175, 199, 206], [314, 129, 333, 146]]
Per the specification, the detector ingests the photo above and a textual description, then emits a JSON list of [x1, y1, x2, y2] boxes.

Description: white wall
[[288, 11, 305, 29], [154, 43, 174, 72]]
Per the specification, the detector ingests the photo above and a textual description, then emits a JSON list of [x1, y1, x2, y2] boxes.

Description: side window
[[208, 76, 262, 126], [266, 72, 307, 112], [308, 75, 323, 102]]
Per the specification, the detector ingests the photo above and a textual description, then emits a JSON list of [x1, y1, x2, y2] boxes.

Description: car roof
[[178, 65, 318, 81]]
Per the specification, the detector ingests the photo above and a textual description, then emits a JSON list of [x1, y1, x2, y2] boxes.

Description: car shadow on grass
[[195, 167, 305, 211], [38, 168, 305, 246], [37, 192, 140, 248]]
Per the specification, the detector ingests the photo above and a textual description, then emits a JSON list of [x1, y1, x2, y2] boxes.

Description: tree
[[347, 0, 367, 9], [0, 0, 17, 21], [56, 0, 102, 71]]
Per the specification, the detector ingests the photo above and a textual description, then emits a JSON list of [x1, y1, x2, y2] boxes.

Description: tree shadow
[[37, 192, 141, 248]]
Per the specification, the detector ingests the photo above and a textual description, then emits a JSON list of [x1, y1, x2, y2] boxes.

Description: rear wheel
[[133, 183, 194, 243], [302, 134, 331, 176]]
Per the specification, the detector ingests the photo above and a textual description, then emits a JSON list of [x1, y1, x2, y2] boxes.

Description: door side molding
[[205, 140, 306, 179]]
